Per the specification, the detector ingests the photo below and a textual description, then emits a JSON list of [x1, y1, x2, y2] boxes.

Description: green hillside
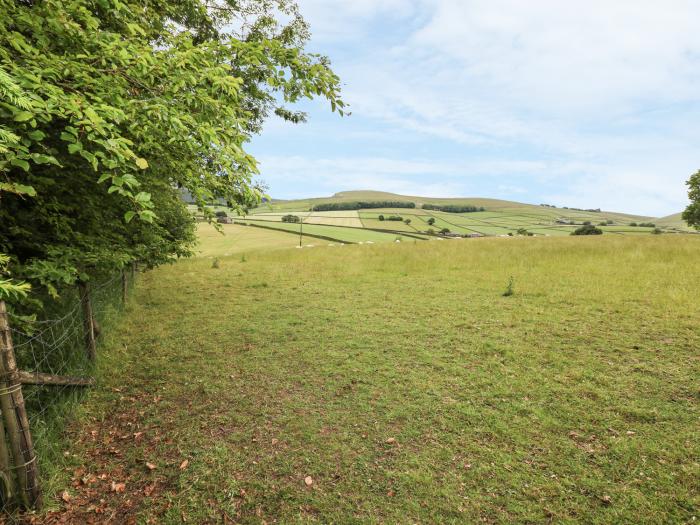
[[215, 191, 697, 240], [655, 212, 693, 231], [255, 190, 653, 220]]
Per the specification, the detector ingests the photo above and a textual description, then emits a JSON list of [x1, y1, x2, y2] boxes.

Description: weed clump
[[502, 276, 515, 297]]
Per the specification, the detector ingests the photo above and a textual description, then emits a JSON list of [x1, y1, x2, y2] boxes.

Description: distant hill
[[257, 190, 653, 221], [655, 212, 693, 231]]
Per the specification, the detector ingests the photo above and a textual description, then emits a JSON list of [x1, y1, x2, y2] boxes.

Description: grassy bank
[[46, 235, 699, 523]]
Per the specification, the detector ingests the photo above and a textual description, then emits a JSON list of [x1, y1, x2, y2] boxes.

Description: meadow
[[48, 228, 700, 523]]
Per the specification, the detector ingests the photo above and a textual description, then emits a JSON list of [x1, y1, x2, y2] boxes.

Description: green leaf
[[13, 111, 33, 122], [60, 131, 76, 142], [134, 191, 151, 204], [10, 158, 30, 171], [97, 174, 111, 184], [135, 157, 148, 169], [84, 107, 101, 124], [0, 182, 36, 196], [68, 142, 82, 154], [124, 211, 136, 223], [30, 153, 60, 165], [138, 210, 156, 223], [27, 130, 45, 141]]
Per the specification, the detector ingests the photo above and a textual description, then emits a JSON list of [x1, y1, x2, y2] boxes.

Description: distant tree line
[[312, 201, 416, 212], [421, 204, 485, 213]]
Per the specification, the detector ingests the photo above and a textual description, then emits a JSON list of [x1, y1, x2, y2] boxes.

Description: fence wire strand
[[1, 270, 134, 516]]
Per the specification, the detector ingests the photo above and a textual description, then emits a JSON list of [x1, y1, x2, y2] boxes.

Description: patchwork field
[[49, 233, 700, 523], [202, 191, 695, 241], [233, 219, 420, 244]]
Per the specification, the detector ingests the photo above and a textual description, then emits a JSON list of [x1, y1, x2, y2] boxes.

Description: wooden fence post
[[78, 281, 97, 361], [121, 270, 127, 306], [0, 301, 41, 509]]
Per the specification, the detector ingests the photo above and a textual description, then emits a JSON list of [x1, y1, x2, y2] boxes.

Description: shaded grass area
[[47, 236, 699, 523], [8, 274, 129, 512]]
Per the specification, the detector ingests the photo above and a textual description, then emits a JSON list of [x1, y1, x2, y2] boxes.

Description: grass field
[[45, 233, 700, 523], [234, 218, 419, 244], [196, 223, 322, 257]]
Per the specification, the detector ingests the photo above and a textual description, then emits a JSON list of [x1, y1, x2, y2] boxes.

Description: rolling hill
[[201, 191, 693, 244]]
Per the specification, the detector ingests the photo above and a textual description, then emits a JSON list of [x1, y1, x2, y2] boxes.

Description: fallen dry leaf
[[304, 476, 313, 486], [385, 437, 397, 444], [146, 462, 156, 471], [179, 459, 189, 470], [61, 490, 71, 503], [111, 481, 126, 493]]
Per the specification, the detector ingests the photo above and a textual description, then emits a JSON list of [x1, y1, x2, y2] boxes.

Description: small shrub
[[440, 227, 450, 234], [583, 221, 591, 225], [571, 224, 603, 236], [629, 222, 638, 227], [516, 228, 534, 236], [212, 257, 220, 268], [215, 210, 228, 218], [427, 218, 436, 226], [281, 214, 300, 223], [652, 228, 663, 235], [378, 215, 385, 221], [404, 218, 412, 225]]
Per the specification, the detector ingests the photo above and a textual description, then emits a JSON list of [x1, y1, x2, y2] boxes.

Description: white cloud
[[273, 1, 700, 215]]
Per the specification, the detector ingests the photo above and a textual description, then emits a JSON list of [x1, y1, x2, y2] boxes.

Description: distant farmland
[[192, 190, 694, 245]]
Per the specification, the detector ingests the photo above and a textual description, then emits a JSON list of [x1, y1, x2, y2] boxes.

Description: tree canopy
[[0, 0, 343, 306], [682, 169, 700, 229]]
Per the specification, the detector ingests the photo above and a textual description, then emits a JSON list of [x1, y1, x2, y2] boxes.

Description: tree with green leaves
[[682, 169, 700, 229], [571, 224, 603, 236], [0, 0, 343, 307]]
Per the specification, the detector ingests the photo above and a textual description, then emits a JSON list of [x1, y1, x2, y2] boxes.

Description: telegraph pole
[[299, 214, 304, 247]]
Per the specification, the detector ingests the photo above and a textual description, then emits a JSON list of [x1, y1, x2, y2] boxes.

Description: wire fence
[[0, 269, 135, 516]]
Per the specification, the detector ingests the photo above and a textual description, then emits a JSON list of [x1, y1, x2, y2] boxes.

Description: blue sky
[[247, 0, 700, 216]]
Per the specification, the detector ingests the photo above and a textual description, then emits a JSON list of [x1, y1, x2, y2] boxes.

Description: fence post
[[78, 281, 97, 361], [0, 415, 13, 506], [121, 270, 127, 306], [0, 301, 41, 509]]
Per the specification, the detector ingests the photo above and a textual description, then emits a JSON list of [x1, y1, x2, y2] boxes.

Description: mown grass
[[54, 235, 699, 523]]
